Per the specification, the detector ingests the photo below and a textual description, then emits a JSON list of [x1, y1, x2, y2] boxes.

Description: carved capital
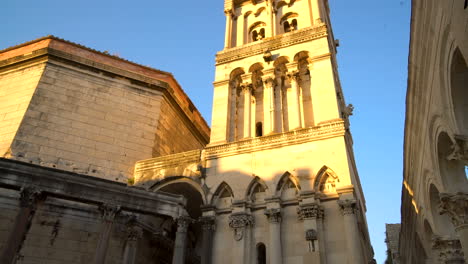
[[447, 136, 468, 163], [224, 9, 234, 17], [297, 204, 324, 220], [229, 213, 254, 229], [338, 199, 358, 216], [439, 192, 468, 230], [264, 208, 281, 223], [126, 225, 143, 241], [433, 237, 465, 263], [261, 76, 276, 88], [199, 216, 216, 231], [176, 216, 193, 231], [240, 82, 253, 93], [99, 204, 121, 222], [19, 186, 43, 209], [285, 71, 300, 82]]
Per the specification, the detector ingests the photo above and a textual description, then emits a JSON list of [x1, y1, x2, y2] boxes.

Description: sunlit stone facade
[[399, 0, 468, 263], [135, 0, 375, 263]]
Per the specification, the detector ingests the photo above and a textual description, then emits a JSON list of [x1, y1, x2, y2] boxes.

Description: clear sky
[[1, 0, 410, 262]]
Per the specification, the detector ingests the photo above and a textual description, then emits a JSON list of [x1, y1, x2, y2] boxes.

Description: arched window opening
[[252, 30, 259, 41], [283, 21, 291, 33], [450, 48, 468, 135], [252, 28, 265, 41], [259, 28, 265, 39], [256, 243, 266, 264], [256, 122, 263, 137]]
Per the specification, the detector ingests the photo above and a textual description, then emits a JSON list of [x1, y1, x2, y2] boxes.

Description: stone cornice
[[135, 149, 202, 173], [0, 158, 186, 218], [205, 119, 345, 159], [215, 24, 328, 65]]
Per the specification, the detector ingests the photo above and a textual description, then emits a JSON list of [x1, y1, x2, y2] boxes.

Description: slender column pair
[[286, 70, 302, 130], [240, 82, 253, 138], [224, 9, 234, 48], [0, 187, 43, 264]]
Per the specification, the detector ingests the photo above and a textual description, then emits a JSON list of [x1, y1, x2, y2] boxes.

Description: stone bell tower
[[204, 0, 375, 263]]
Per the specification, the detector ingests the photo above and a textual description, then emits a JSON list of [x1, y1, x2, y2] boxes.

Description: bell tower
[[203, 0, 375, 263]]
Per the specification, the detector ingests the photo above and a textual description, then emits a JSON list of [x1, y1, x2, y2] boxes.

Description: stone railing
[[205, 119, 345, 159], [216, 24, 328, 65]]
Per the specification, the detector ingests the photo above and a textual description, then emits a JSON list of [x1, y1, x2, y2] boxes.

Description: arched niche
[[211, 182, 234, 210], [428, 184, 455, 236], [280, 12, 299, 33], [450, 48, 468, 135], [256, 242, 266, 264], [314, 166, 340, 194], [436, 132, 467, 192], [276, 172, 300, 200], [249, 21, 267, 42], [246, 177, 268, 204]]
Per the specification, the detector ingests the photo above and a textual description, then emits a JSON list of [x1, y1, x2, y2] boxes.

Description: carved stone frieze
[[19, 186, 43, 209], [216, 24, 328, 65], [264, 208, 281, 223], [439, 192, 468, 230], [432, 237, 465, 263], [338, 199, 358, 216], [229, 213, 255, 228], [99, 204, 121, 222], [205, 120, 346, 159], [199, 216, 216, 231]]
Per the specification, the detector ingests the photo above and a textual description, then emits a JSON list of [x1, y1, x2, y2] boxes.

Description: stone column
[[433, 238, 466, 264], [262, 76, 276, 135], [286, 70, 302, 130], [229, 213, 255, 264], [122, 221, 143, 264], [312, 0, 323, 25], [269, 0, 276, 36], [337, 199, 365, 264], [297, 203, 325, 263], [0, 187, 43, 264], [241, 83, 253, 138], [439, 192, 468, 261], [265, 208, 282, 264], [224, 9, 233, 48], [93, 204, 121, 264], [200, 216, 216, 264], [172, 216, 192, 264]]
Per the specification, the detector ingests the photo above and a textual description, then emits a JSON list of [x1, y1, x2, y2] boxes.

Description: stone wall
[[0, 63, 45, 158]]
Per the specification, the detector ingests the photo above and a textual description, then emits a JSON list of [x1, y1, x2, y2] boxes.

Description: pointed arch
[[246, 176, 269, 201], [313, 166, 340, 193], [275, 171, 300, 192], [211, 181, 234, 210]]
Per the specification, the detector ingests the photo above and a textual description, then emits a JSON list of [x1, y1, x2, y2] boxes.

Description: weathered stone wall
[[153, 99, 205, 157], [6, 61, 205, 182], [0, 63, 45, 158]]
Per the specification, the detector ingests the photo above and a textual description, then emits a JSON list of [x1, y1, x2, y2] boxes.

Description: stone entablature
[[135, 149, 202, 174], [215, 24, 327, 65], [205, 119, 345, 159]]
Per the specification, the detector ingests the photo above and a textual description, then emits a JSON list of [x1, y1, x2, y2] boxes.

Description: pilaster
[[172, 216, 193, 264], [229, 212, 255, 263], [337, 199, 365, 264], [265, 207, 282, 264], [93, 203, 121, 264], [439, 192, 468, 260]]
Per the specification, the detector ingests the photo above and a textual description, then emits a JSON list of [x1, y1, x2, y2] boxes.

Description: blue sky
[[1, 0, 410, 262]]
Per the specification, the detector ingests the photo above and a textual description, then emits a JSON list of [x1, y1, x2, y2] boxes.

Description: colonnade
[[229, 61, 313, 141]]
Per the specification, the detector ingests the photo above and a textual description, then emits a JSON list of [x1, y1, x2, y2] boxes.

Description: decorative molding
[[206, 120, 345, 159], [264, 208, 281, 223], [229, 213, 255, 228], [432, 237, 465, 263], [126, 225, 143, 241], [446, 135, 468, 163], [297, 204, 324, 220], [439, 192, 468, 230], [305, 229, 317, 241], [19, 186, 43, 209], [337, 199, 357, 216], [216, 24, 328, 65]]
